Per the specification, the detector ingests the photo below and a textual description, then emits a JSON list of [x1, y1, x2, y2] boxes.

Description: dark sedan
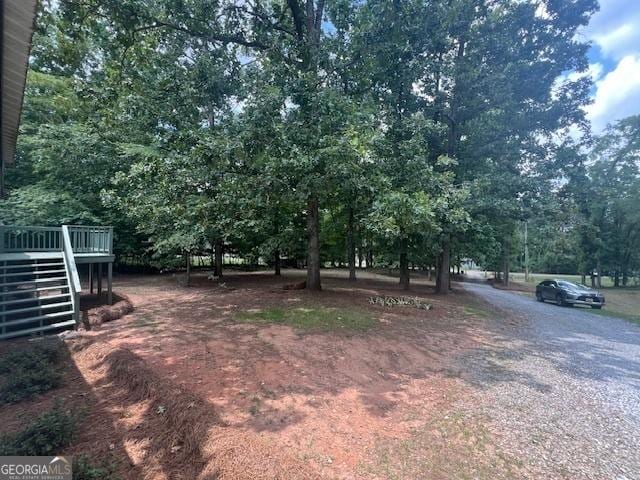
[[536, 280, 605, 309]]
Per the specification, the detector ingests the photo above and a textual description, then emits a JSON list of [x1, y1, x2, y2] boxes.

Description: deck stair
[[0, 256, 75, 339], [0, 225, 109, 339]]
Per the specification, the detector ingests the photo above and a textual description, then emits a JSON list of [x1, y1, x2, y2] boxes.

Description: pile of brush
[[81, 295, 134, 330], [368, 296, 432, 310]]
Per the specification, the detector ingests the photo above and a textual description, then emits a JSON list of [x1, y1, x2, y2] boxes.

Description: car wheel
[[591, 305, 602, 310], [536, 291, 544, 302], [556, 293, 565, 306]]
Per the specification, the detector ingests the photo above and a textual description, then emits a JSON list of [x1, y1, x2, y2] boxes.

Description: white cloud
[[586, 55, 640, 131], [580, 0, 640, 60], [567, 63, 604, 83]]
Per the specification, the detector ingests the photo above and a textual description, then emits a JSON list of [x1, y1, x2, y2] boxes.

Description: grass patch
[[586, 307, 640, 325], [236, 306, 376, 332], [463, 305, 490, 318], [249, 396, 261, 416], [0, 403, 79, 456], [73, 455, 121, 480], [595, 288, 640, 325], [361, 410, 521, 480], [0, 341, 64, 404], [130, 314, 161, 329]]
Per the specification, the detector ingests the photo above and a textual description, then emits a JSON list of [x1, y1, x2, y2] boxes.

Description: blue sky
[[580, 0, 640, 131]]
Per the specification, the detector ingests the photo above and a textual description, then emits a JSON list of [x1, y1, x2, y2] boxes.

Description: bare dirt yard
[[0, 269, 531, 479]]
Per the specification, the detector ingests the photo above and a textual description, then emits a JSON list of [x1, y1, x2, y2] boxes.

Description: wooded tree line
[[3, 0, 637, 290]]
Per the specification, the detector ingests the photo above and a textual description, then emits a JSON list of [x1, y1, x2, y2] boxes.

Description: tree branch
[[287, 0, 306, 40], [306, 0, 314, 35], [314, 0, 326, 42], [133, 20, 270, 50]]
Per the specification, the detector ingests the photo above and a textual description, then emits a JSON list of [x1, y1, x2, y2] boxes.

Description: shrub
[[0, 341, 62, 373], [0, 341, 64, 404], [0, 403, 78, 456], [73, 455, 121, 480]]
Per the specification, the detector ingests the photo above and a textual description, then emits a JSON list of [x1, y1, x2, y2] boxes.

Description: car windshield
[[558, 281, 588, 290]]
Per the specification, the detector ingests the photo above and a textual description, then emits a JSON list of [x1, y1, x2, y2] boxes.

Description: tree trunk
[[289, 0, 325, 291], [399, 238, 409, 290], [596, 259, 602, 288], [347, 206, 356, 281], [434, 37, 465, 295], [524, 221, 530, 283], [210, 242, 215, 272], [435, 238, 450, 294], [274, 249, 281, 276], [306, 196, 321, 290], [273, 214, 281, 276], [614, 270, 620, 287], [503, 239, 510, 287], [0, 160, 5, 199], [357, 246, 363, 269], [367, 248, 373, 269], [185, 252, 191, 286], [215, 238, 223, 278]]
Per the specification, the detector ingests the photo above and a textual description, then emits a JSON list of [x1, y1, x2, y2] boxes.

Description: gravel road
[[461, 282, 640, 480]]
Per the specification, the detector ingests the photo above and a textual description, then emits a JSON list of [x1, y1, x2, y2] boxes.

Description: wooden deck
[[1, 225, 115, 338]]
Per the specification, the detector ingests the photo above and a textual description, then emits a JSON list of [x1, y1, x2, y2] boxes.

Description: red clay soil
[[0, 270, 520, 479]]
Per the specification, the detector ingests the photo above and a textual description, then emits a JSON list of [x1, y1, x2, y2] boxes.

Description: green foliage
[[0, 341, 62, 372], [0, 403, 78, 456], [73, 455, 121, 480], [368, 191, 438, 244], [0, 342, 64, 404], [0, 184, 100, 226], [560, 115, 640, 284], [236, 306, 376, 332], [2, 0, 601, 287]]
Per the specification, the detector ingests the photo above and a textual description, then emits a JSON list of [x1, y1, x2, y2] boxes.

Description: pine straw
[[81, 296, 134, 330], [70, 340, 319, 480]]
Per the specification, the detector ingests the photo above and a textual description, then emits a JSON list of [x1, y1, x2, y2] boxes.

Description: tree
[[567, 116, 640, 286], [3, 0, 602, 294], [420, 0, 596, 291]]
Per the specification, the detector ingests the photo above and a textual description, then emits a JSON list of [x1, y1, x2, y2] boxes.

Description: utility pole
[[524, 221, 530, 283]]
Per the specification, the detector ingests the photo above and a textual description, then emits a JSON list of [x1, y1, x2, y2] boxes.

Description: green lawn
[[588, 288, 640, 324], [236, 306, 376, 332]]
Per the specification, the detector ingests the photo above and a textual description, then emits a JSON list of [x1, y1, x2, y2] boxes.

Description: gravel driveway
[[461, 282, 640, 480]]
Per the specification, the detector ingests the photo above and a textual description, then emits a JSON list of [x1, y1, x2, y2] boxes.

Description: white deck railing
[[0, 225, 113, 255], [62, 226, 82, 325], [0, 226, 62, 252], [67, 226, 113, 254]]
